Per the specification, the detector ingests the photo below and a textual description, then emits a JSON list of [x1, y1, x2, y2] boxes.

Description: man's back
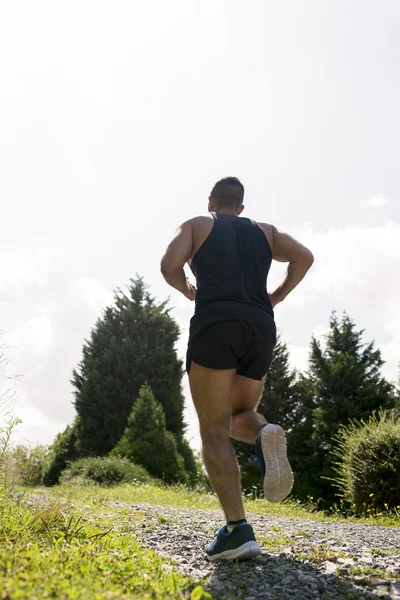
[[189, 213, 275, 340]]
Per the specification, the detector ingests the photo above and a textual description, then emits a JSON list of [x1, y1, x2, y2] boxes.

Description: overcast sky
[[1, 0, 399, 451]]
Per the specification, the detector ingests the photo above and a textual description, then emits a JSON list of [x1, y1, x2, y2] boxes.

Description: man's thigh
[[188, 361, 236, 434], [230, 374, 266, 416]]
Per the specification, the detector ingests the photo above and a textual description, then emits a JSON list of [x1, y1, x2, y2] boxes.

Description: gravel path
[[108, 501, 400, 600]]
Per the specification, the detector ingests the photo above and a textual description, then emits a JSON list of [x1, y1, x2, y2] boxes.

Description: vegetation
[[111, 384, 188, 484], [11, 444, 50, 486], [288, 313, 398, 503], [331, 410, 400, 509], [0, 492, 208, 599], [43, 420, 81, 486], [46, 481, 400, 528], [60, 455, 152, 486], [44, 277, 198, 485], [72, 277, 188, 455]]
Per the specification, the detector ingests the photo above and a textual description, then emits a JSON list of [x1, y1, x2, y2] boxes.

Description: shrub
[[12, 445, 50, 486], [331, 410, 400, 510], [60, 456, 151, 487]]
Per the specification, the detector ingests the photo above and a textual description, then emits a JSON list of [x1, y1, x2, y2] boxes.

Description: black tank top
[[189, 213, 276, 340]]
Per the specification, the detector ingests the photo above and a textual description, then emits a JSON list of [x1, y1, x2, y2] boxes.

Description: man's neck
[[214, 209, 238, 216]]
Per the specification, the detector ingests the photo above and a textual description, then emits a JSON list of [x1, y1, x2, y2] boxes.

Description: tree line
[[32, 277, 399, 504]]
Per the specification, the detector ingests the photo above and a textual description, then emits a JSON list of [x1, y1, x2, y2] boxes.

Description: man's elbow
[[293, 249, 314, 269], [290, 249, 314, 266], [160, 259, 175, 278], [160, 260, 170, 277], [305, 249, 314, 266]]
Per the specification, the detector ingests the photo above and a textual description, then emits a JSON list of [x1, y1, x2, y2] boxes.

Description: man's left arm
[[160, 220, 196, 301]]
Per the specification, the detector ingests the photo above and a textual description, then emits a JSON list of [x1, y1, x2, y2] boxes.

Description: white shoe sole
[[261, 423, 294, 503], [207, 540, 261, 561]]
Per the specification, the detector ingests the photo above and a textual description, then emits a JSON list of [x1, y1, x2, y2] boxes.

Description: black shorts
[[186, 321, 276, 381]]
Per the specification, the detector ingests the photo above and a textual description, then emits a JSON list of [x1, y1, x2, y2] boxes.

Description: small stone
[[324, 561, 338, 574], [212, 581, 225, 591], [337, 557, 354, 566], [358, 556, 373, 564], [387, 566, 400, 575]]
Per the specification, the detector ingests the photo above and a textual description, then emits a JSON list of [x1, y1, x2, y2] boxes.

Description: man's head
[[208, 176, 245, 215]]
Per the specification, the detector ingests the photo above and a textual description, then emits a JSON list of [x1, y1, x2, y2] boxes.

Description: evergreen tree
[[112, 384, 187, 483], [234, 334, 299, 491], [287, 376, 321, 499], [72, 277, 193, 475], [43, 420, 80, 486], [261, 335, 299, 431], [291, 312, 397, 502], [175, 434, 201, 485]]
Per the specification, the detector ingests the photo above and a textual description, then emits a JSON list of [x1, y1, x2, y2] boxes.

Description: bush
[[331, 410, 400, 510], [60, 456, 151, 487], [12, 445, 50, 486]]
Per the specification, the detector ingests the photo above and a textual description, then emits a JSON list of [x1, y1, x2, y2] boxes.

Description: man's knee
[[200, 426, 230, 448], [231, 407, 257, 419]]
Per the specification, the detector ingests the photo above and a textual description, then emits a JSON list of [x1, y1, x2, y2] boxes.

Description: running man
[[161, 177, 314, 560]]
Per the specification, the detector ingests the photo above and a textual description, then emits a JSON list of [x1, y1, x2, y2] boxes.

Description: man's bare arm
[[269, 226, 314, 308], [160, 220, 197, 301]]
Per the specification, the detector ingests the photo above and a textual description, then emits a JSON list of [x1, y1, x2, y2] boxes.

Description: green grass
[[260, 534, 348, 563], [261, 533, 294, 552], [38, 482, 400, 527], [3, 482, 399, 599], [0, 493, 210, 600], [370, 547, 400, 556], [344, 565, 400, 581], [294, 544, 347, 563], [295, 529, 313, 538]]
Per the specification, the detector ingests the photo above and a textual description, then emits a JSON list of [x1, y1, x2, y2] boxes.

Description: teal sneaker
[[205, 523, 261, 561], [255, 423, 294, 503]]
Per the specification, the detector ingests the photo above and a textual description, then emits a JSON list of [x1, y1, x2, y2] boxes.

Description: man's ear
[[208, 196, 213, 212], [238, 204, 245, 215]]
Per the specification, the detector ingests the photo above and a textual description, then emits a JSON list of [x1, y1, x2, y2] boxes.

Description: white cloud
[[275, 221, 400, 381], [0, 249, 113, 444], [360, 193, 388, 208]]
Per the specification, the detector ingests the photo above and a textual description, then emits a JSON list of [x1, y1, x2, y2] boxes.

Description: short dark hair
[[210, 176, 244, 209]]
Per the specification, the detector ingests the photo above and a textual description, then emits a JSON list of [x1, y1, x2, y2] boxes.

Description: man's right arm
[[268, 226, 314, 308]]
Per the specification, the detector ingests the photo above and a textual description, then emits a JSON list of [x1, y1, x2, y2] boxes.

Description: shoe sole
[[207, 540, 261, 561], [261, 423, 294, 503]]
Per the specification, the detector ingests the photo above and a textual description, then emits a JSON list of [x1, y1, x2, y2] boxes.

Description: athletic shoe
[[255, 423, 294, 503], [205, 523, 261, 561]]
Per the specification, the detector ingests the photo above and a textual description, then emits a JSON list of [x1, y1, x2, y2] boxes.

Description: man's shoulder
[[253, 220, 274, 249], [183, 213, 214, 228], [253, 220, 274, 234]]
